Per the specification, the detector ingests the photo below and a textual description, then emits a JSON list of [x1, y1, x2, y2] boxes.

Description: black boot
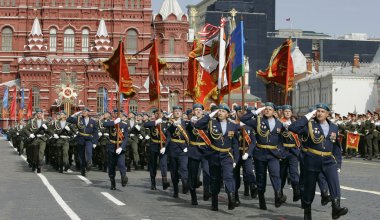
[[244, 182, 250, 196], [81, 167, 86, 177], [173, 184, 179, 198], [250, 183, 258, 199], [203, 189, 210, 201], [102, 165, 107, 172], [150, 178, 157, 190], [275, 190, 287, 208], [190, 190, 198, 205], [304, 205, 312, 220], [227, 193, 235, 210], [59, 166, 63, 173], [331, 199, 348, 219], [37, 167, 41, 173], [182, 180, 189, 194], [211, 195, 218, 211], [321, 190, 331, 206], [234, 192, 240, 207], [110, 178, 116, 190], [162, 177, 170, 190], [258, 191, 267, 210], [121, 175, 128, 187], [293, 185, 301, 202]]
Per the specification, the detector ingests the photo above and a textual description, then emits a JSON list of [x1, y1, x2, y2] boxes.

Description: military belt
[[257, 144, 278, 150], [304, 148, 332, 157], [103, 133, 109, 136], [283, 143, 296, 148], [110, 140, 123, 144], [171, 138, 186, 144], [79, 132, 91, 137], [210, 144, 231, 153], [190, 141, 207, 146], [152, 139, 165, 144]]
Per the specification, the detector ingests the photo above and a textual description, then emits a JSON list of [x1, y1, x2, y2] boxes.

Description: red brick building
[[0, 0, 193, 127]]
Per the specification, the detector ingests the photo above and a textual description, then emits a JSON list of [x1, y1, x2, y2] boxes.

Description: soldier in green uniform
[[97, 111, 112, 172], [139, 113, 151, 170], [363, 111, 375, 160], [373, 112, 380, 159], [14, 120, 27, 155], [345, 113, 361, 158], [125, 111, 142, 171]]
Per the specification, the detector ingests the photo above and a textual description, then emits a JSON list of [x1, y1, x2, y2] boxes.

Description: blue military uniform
[[67, 108, 98, 176], [103, 119, 129, 190], [240, 102, 287, 210], [288, 103, 347, 219], [194, 104, 239, 211]]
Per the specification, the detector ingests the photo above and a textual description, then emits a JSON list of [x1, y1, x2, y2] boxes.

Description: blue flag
[[20, 87, 25, 109], [231, 21, 245, 83], [103, 89, 108, 112], [120, 93, 124, 106], [2, 87, 9, 109]]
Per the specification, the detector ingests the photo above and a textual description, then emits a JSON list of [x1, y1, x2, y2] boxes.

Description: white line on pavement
[[343, 161, 380, 166], [101, 192, 126, 206], [77, 175, 93, 185], [341, 186, 380, 196]]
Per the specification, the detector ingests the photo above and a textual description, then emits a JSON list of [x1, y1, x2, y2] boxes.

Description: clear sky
[[152, 0, 380, 37]]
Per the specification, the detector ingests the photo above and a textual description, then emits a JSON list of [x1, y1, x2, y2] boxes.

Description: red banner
[[103, 41, 136, 98], [346, 131, 360, 150], [109, 91, 114, 112], [148, 39, 160, 102], [26, 90, 33, 119], [9, 87, 17, 119]]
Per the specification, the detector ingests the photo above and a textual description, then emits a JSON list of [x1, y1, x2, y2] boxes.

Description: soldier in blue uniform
[[103, 110, 129, 190], [233, 106, 258, 206], [186, 103, 211, 205], [289, 104, 348, 220], [67, 108, 98, 176], [279, 105, 301, 202], [164, 106, 189, 198], [143, 109, 170, 190], [194, 104, 239, 211], [240, 102, 287, 210]]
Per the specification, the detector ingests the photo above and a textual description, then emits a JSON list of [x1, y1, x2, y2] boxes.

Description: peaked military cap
[[218, 104, 231, 113], [193, 103, 204, 110], [315, 103, 330, 111]]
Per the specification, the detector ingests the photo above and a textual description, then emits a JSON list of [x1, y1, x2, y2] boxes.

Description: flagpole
[[284, 38, 291, 105]]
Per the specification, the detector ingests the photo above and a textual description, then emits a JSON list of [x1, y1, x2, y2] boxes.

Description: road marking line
[[7, 141, 81, 220], [77, 175, 92, 185], [101, 192, 126, 206], [344, 161, 379, 166], [341, 185, 380, 196]]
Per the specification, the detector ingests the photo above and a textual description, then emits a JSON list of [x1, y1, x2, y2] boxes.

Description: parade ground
[[0, 137, 379, 220]]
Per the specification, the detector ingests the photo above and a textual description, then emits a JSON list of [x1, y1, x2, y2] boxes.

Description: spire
[[24, 17, 47, 52], [30, 17, 42, 36], [158, 0, 184, 20], [96, 18, 109, 38], [91, 18, 113, 54]]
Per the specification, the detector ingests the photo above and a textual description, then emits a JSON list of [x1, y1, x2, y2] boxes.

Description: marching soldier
[[233, 106, 258, 206], [363, 111, 375, 160], [97, 111, 112, 172], [194, 104, 239, 211], [14, 120, 27, 156], [240, 102, 287, 210], [345, 113, 360, 158], [143, 109, 170, 190], [136, 113, 147, 170], [125, 111, 142, 171], [186, 103, 211, 205], [289, 103, 348, 220], [373, 112, 380, 159], [164, 106, 190, 198], [24, 108, 52, 173], [279, 105, 301, 202], [140, 113, 151, 170], [103, 111, 129, 190], [67, 108, 98, 176]]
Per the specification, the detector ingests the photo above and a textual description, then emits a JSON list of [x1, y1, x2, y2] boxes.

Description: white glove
[[166, 113, 173, 119], [305, 110, 317, 121], [283, 121, 291, 128], [130, 134, 135, 137], [160, 147, 166, 154], [239, 122, 246, 127], [354, 131, 358, 134], [173, 119, 181, 127], [72, 111, 82, 117], [135, 125, 141, 131], [53, 134, 59, 139], [337, 168, 341, 173], [116, 147, 122, 155], [242, 153, 249, 160], [114, 118, 121, 125], [16, 132, 19, 135], [233, 163, 237, 168], [145, 135, 150, 140], [29, 134, 35, 139], [139, 134, 143, 140], [64, 125, 70, 131], [98, 132, 102, 137], [183, 148, 188, 153], [253, 107, 265, 115], [190, 116, 198, 123], [155, 118, 163, 125], [209, 109, 219, 118], [42, 124, 48, 129], [92, 144, 96, 149]]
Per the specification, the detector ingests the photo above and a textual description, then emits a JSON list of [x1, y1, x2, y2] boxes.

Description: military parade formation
[[8, 101, 380, 219]]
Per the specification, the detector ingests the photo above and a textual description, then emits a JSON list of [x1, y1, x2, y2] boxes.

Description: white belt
[[103, 133, 109, 137], [60, 135, 70, 139], [36, 134, 44, 137]]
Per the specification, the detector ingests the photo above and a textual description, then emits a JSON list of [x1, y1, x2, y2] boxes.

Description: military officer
[[363, 111, 375, 160], [24, 108, 52, 173], [373, 112, 380, 159], [97, 111, 112, 172], [194, 104, 239, 211], [125, 111, 142, 171], [288, 103, 348, 220], [14, 120, 27, 156], [67, 107, 98, 176], [279, 105, 301, 202], [143, 109, 170, 190], [140, 113, 151, 170], [240, 102, 287, 210]]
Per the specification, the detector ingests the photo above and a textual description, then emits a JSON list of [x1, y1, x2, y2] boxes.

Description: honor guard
[[194, 104, 239, 211], [289, 103, 348, 220], [143, 109, 170, 190], [279, 105, 301, 202], [125, 111, 142, 171], [24, 108, 52, 173], [240, 102, 287, 210], [186, 103, 211, 205], [363, 111, 375, 160], [14, 120, 27, 156], [67, 107, 98, 176], [103, 110, 129, 190], [97, 111, 112, 172], [373, 112, 380, 159]]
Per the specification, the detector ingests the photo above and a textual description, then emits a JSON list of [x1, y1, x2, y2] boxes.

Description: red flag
[[124, 98, 130, 115], [26, 90, 33, 119], [18, 109, 23, 120], [103, 41, 136, 98], [9, 87, 17, 120], [257, 39, 294, 96], [109, 91, 114, 111], [148, 39, 160, 102], [346, 131, 360, 150]]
